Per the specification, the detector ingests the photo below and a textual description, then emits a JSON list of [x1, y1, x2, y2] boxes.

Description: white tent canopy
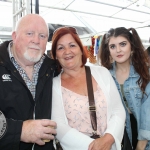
[[0, 0, 150, 47]]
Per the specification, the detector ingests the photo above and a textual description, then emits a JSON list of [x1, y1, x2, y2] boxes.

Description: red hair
[[51, 27, 87, 72]]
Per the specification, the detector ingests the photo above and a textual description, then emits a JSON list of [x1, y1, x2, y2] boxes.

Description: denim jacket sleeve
[[138, 82, 150, 141]]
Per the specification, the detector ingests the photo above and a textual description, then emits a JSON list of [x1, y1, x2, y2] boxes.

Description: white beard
[[24, 50, 42, 63]]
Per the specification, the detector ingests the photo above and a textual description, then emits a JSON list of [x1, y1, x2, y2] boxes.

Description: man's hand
[[21, 119, 57, 145], [88, 133, 114, 150]]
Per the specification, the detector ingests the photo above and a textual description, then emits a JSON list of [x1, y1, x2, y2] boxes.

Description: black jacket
[[0, 41, 58, 150]]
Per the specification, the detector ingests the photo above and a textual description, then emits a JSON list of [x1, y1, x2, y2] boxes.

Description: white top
[[52, 66, 126, 150]]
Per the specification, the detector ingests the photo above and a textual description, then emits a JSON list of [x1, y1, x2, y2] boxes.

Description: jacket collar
[[0, 41, 19, 72], [38, 54, 58, 77], [110, 61, 139, 78]]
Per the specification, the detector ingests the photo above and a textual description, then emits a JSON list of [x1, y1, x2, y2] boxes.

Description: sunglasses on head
[[53, 26, 78, 35]]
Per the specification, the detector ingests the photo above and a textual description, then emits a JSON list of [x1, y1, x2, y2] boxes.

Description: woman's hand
[[136, 140, 148, 150], [88, 133, 114, 150]]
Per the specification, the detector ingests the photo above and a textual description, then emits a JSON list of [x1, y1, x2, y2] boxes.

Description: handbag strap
[[85, 66, 97, 133]]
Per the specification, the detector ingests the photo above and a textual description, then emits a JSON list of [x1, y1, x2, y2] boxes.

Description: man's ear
[[12, 31, 16, 42]]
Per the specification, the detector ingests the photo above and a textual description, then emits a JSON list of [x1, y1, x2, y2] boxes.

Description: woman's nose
[[116, 46, 121, 52], [64, 47, 71, 54]]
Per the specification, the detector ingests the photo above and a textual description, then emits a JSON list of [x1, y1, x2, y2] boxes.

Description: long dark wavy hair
[[98, 27, 150, 93]]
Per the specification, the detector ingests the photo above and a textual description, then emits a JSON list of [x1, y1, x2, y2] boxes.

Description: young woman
[[99, 27, 150, 150]]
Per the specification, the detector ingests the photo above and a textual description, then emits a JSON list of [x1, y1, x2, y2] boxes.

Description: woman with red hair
[[51, 27, 125, 150]]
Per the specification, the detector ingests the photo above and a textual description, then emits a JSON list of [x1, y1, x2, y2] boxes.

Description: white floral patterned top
[[62, 84, 107, 137]]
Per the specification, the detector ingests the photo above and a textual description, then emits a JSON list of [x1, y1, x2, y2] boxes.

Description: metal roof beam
[[40, 6, 144, 23], [71, 12, 97, 34]]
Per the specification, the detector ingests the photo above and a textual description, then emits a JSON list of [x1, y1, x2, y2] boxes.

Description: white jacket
[[52, 66, 126, 150]]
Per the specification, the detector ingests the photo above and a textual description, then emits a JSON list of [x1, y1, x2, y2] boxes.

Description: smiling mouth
[[65, 56, 73, 60]]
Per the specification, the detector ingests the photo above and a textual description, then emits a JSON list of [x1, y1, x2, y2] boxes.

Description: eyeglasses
[[53, 26, 78, 35]]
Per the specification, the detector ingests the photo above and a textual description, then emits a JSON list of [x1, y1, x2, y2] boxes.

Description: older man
[[0, 14, 58, 150]]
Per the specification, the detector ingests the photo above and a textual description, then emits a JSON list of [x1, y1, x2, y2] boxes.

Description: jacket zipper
[[32, 101, 36, 150]]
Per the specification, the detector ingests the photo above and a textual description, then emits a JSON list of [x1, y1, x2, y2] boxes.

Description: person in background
[[51, 26, 125, 150], [98, 27, 150, 150], [145, 46, 150, 66], [147, 47, 150, 65], [0, 14, 58, 149]]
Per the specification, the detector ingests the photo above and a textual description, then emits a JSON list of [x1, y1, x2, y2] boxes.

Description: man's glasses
[[53, 26, 78, 35]]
